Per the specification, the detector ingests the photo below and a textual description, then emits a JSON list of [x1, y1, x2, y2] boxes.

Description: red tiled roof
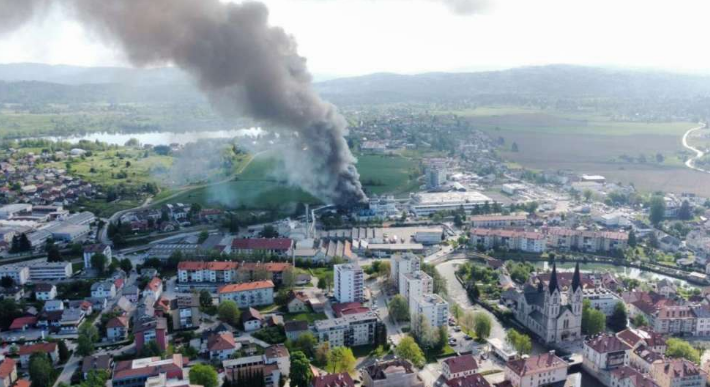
[[265, 344, 289, 360], [14, 379, 30, 387], [239, 262, 292, 273], [332, 302, 369, 317], [19, 342, 57, 356], [146, 277, 162, 292], [10, 316, 37, 330], [242, 307, 263, 322], [311, 373, 355, 387], [656, 359, 703, 378], [232, 238, 292, 251], [208, 332, 236, 352], [178, 261, 238, 271], [218, 280, 274, 294], [107, 316, 129, 329], [0, 358, 16, 378], [506, 353, 566, 376], [585, 334, 632, 354], [446, 373, 491, 387], [444, 354, 479, 375]]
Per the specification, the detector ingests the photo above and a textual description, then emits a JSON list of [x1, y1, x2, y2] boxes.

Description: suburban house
[[142, 277, 163, 300], [208, 331, 238, 360], [123, 285, 139, 303], [34, 283, 57, 301], [81, 354, 113, 380], [91, 281, 117, 299], [264, 345, 290, 378], [60, 308, 86, 333], [504, 352, 568, 387], [107, 316, 129, 342], [9, 316, 37, 331], [287, 291, 310, 313], [443, 355, 479, 381], [241, 307, 264, 332], [583, 334, 632, 374], [18, 342, 58, 367], [285, 320, 310, 341], [134, 317, 168, 353], [362, 359, 424, 387], [311, 373, 355, 387], [0, 358, 17, 387]]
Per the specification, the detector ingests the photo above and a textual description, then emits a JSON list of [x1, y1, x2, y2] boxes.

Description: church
[[515, 263, 583, 344]]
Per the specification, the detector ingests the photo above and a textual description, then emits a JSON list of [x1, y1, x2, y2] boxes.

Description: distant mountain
[[315, 65, 710, 104], [0, 63, 190, 85]]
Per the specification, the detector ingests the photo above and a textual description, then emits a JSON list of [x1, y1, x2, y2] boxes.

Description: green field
[[284, 312, 328, 324], [165, 152, 420, 210], [448, 107, 706, 196]]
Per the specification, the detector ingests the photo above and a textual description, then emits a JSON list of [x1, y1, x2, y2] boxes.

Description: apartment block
[[314, 311, 380, 348], [334, 263, 364, 303]]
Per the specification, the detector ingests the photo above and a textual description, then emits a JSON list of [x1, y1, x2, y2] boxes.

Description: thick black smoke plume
[[0, 0, 367, 205]]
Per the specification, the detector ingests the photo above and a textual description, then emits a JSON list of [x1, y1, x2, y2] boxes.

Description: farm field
[[355, 153, 420, 196], [458, 108, 709, 195]]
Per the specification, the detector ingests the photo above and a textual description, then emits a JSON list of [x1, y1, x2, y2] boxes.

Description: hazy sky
[[1, 0, 709, 77]]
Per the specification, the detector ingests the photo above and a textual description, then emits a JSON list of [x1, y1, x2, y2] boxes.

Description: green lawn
[[283, 312, 328, 324], [355, 154, 420, 196]]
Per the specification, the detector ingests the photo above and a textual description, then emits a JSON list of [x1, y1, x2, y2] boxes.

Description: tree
[[57, 340, 70, 363], [290, 351, 313, 387], [282, 267, 297, 289], [511, 142, 519, 152], [451, 304, 463, 321], [388, 295, 410, 322], [77, 324, 99, 356], [583, 189, 593, 202], [0, 299, 23, 330], [326, 347, 356, 375], [632, 314, 648, 327], [189, 364, 219, 387], [474, 313, 492, 340], [139, 340, 163, 358], [666, 338, 701, 364], [582, 299, 606, 335], [377, 261, 391, 278], [218, 300, 241, 326], [80, 370, 110, 387], [317, 277, 327, 290], [314, 342, 330, 366], [291, 332, 317, 358], [679, 200, 692, 220], [198, 230, 210, 243], [506, 329, 532, 356], [120, 258, 133, 273], [395, 336, 425, 367], [29, 353, 53, 387], [608, 302, 628, 332], [436, 325, 448, 351], [90, 253, 107, 274], [47, 245, 62, 262], [260, 225, 279, 238], [199, 290, 213, 309], [649, 195, 666, 225], [649, 232, 660, 249], [628, 230, 637, 247], [0, 276, 14, 288]]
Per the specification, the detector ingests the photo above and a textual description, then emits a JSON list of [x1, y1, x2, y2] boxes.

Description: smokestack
[[0, 0, 367, 205]]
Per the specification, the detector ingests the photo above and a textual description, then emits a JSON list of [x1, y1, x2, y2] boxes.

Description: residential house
[[285, 320, 310, 341], [443, 355, 479, 381], [60, 307, 86, 333], [91, 281, 117, 299], [651, 359, 707, 387], [123, 285, 139, 303], [504, 352, 568, 387], [142, 277, 163, 300], [287, 291, 310, 313], [363, 359, 424, 387], [583, 334, 632, 374], [44, 299, 64, 312], [81, 354, 113, 380], [107, 316, 129, 342], [264, 344, 290, 377], [610, 366, 660, 387], [34, 283, 57, 301], [0, 358, 17, 387], [18, 342, 58, 367], [83, 244, 111, 269], [173, 293, 200, 330], [9, 316, 37, 331], [242, 307, 264, 332], [630, 345, 664, 374], [311, 373, 355, 387], [208, 331, 238, 360], [134, 317, 168, 353]]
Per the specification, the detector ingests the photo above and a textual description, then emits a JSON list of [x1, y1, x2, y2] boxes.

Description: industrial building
[[409, 191, 494, 216]]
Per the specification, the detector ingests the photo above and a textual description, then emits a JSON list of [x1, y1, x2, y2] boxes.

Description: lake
[[40, 127, 264, 146]]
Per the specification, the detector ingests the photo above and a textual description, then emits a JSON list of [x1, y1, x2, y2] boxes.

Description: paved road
[[682, 124, 708, 172]]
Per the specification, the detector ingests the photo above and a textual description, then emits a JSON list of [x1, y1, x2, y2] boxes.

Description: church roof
[[548, 263, 559, 295], [524, 291, 545, 308], [571, 263, 581, 292]]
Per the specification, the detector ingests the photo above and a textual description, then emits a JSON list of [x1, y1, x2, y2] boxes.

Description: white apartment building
[[83, 244, 112, 269], [583, 334, 631, 374], [651, 359, 707, 387], [28, 261, 73, 280], [402, 271, 433, 309], [90, 281, 117, 299], [505, 352, 568, 387], [470, 214, 528, 228], [583, 288, 623, 316], [412, 294, 449, 332], [334, 263, 364, 303], [218, 281, 275, 308], [0, 265, 29, 285], [314, 311, 379, 348], [470, 229, 546, 253], [391, 253, 421, 292], [177, 261, 238, 283]]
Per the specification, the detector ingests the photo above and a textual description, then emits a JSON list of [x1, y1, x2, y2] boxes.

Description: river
[[38, 127, 265, 146], [533, 261, 697, 288]]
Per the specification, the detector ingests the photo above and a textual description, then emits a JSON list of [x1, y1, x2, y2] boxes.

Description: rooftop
[[506, 352, 567, 376], [218, 280, 275, 294]]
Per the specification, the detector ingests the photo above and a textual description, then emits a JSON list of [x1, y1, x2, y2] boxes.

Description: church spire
[[549, 263, 559, 294], [571, 262, 581, 292]]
